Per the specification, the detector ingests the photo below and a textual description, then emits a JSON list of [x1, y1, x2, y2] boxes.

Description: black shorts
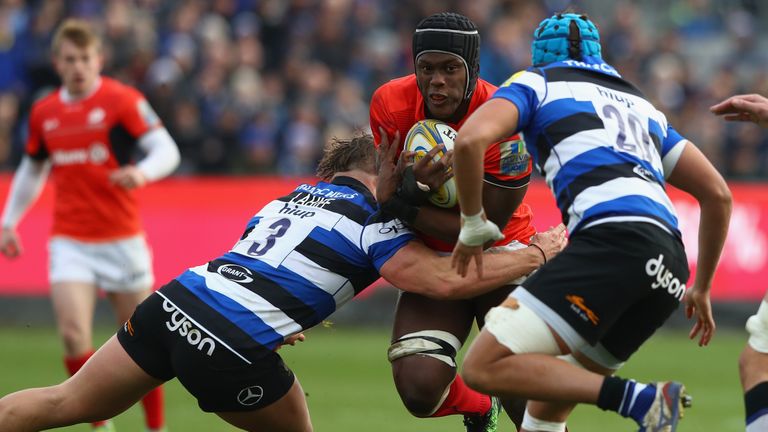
[[117, 280, 296, 412], [518, 222, 689, 362]]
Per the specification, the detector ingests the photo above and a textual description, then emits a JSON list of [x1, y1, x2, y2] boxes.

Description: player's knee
[[398, 389, 443, 417], [388, 330, 461, 415], [58, 324, 91, 354], [392, 357, 454, 415], [459, 365, 488, 395]]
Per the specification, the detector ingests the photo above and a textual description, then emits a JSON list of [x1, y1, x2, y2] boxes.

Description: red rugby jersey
[[26, 77, 162, 240], [370, 75, 535, 251]]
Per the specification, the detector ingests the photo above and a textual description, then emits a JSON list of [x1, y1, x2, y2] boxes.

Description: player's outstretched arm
[[710, 93, 768, 128], [667, 141, 732, 346], [452, 98, 521, 276], [382, 223, 566, 300], [0, 157, 51, 258]]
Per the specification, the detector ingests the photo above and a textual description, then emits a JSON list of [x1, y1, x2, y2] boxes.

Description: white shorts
[[48, 235, 154, 292]]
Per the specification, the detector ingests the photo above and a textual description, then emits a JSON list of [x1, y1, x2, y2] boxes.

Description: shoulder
[[28, 90, 61, 123], [476, 79, 498, 95], [31, 90, 61, 112], [372, 75, 418, 104]]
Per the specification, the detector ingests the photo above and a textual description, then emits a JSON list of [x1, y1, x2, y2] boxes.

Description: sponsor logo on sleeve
[[499, 139, 530, 176], [378, 220, 408, 235], [137, 99, 160, 127]]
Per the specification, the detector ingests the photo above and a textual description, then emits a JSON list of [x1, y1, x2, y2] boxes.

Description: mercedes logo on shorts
[[237, 385, 264, 406]]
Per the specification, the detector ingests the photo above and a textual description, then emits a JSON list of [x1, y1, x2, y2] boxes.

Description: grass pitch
[[0, 324, 745, 431]]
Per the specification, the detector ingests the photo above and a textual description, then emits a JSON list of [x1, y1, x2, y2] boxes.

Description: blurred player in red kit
[[0, 19, 179, 432], [370, 12, 542, 432]]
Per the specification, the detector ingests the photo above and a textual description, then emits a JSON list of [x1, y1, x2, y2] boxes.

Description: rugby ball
[[403, 119, 458, 208]]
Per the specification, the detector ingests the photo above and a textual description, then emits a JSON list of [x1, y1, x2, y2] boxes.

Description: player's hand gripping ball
[[403, 119, 458, 208]]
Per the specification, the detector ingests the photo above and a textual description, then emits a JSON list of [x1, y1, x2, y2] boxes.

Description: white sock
[[747, 413, 768, 432]]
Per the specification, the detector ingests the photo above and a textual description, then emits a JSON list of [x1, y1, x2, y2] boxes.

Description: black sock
[[597, 375, 626, 412], [746, 381, 768, 425]]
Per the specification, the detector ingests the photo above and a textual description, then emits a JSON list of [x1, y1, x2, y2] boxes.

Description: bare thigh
[[392, 292, 475, 357], [217, 378, 312, 432]]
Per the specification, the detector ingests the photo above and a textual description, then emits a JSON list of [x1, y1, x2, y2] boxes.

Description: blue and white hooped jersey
[[164, 176, 414, 354], [494, 57, 687, 236]]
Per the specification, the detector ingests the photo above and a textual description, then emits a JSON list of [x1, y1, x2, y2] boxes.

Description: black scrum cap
[[413, 12, 480, 100]]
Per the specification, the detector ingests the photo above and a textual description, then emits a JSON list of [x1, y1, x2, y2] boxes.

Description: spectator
[[2, 0, 767, 178]]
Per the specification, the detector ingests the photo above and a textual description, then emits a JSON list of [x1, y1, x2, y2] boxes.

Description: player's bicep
[[460, 99, 521, 149], [666, 141, 729, 202]]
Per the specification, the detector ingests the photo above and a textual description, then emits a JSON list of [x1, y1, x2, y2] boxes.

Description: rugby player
[[451, 12, 731, 432], [0, 133, 566, 432], [0, 19, 179, 432], [711, 93, 768, 432], [370, 12, 536, 431]]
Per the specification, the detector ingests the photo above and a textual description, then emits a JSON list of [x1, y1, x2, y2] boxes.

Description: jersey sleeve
[[483, 136, 532, 188], [361, 213, 415, 272], [369, 86, 398, 147], [492, 69, 546, 131], [118, 87, 162, 138], [660, 124, 687, 178], [25, 106, 48, 160]]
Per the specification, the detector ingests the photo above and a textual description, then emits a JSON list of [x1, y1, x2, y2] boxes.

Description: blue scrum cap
[[531, 13, 601, 66], [413, 12, 480, 100]]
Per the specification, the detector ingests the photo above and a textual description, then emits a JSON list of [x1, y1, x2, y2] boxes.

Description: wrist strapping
[[458, 210, 503, 246], [398, 166, 431, 206], [381, 195, 419, 224], [460, 210, 485, 225]]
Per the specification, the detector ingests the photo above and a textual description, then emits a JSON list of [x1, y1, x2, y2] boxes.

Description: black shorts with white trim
[[117, 280, 296, 412]]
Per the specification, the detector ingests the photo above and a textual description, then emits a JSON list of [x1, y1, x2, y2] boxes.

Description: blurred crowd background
[[0, 0, 767, 178]]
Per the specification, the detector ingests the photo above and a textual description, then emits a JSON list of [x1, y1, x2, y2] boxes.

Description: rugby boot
[[637, 381, 692, 432], [463, 396, 500, 432]]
